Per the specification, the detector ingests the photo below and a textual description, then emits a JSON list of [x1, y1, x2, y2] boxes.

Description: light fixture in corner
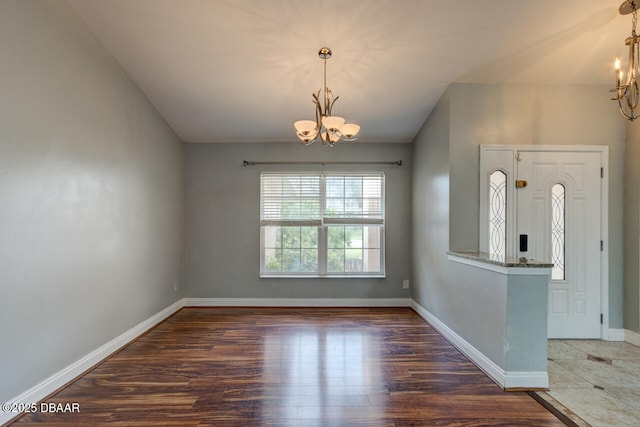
[[294, 47, 360, 146], [611, 0, 640, 121]]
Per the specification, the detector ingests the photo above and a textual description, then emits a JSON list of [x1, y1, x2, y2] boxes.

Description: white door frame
[[479, 144, 609, 339]]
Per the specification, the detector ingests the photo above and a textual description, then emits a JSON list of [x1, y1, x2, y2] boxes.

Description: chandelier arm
[[312, 92, 324, 145], [627, 79, 640, 110], [321, 130, 330, 146], [618, 97, 637, 120], [328, 95, 339, 116], [625, 33, 640, 117], [312, 92, 322, 125], [610, 85, 628, 100], [627, 42, 634, 89]]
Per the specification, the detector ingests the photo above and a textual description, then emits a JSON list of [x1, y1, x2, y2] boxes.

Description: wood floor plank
[[7, 307, 564, 426]]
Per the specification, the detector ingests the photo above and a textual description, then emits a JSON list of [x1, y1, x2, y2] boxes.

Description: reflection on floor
[[8, 307, 564, 426], [537, 340, 640, 427]]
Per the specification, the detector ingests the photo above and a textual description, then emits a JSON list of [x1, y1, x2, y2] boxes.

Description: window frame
[[260, 171, 386, 278]]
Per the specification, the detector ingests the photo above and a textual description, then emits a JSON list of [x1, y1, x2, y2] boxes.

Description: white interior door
[[516, 150, 603, 339]]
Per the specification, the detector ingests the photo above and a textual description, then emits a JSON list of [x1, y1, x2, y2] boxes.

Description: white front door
[[516, 150, 603, 339], [479, 145, 607, 339]]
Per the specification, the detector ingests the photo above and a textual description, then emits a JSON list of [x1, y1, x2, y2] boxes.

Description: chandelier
[[611, 1, 640, 121], [294, 47, 360, 146]]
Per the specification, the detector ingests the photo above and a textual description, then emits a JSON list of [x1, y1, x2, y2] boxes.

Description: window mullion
[[318, 226, 327, 275], [319, 174, 327, 274]]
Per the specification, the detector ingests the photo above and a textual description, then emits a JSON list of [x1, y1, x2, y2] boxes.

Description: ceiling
[[67, 0, 629, 144]]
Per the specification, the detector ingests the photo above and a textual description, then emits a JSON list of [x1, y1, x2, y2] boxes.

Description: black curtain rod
[[243, 160, 402, 167]]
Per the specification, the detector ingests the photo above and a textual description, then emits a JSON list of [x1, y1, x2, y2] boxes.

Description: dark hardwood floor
[[8, 307, 564, 426]]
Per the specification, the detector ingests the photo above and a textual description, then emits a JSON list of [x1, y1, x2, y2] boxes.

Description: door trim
[[479, 145, 609, 339]]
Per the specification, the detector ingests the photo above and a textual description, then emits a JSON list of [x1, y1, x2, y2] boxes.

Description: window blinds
[[324, 174, 384, 224], [260, 173, 384, 226], [260, 174, 321, 226]]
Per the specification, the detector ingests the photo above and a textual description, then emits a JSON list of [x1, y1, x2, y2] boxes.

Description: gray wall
[[411, 89, 451, 312], [185, 142, 412, 299], [412, 83, 628, 341], [410, 88, 514, 357], [0, 0, 184, 402], [624, 121, 640, 333]]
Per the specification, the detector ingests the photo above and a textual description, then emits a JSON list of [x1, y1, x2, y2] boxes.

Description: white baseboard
[[0, 299, 184, 426], [606, 328, 626, 341], [503, 371, 549, 389], [625, 329, 640, 347], [410, 299, 548, 390], [606, 328, 640, 346], [183, 297, 411, 307]]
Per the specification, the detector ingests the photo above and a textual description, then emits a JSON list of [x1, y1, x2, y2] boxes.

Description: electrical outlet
[[402, 279, 409, 289]]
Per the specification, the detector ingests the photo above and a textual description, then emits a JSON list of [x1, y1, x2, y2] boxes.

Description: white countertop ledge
[[448, 251, 553, 275]]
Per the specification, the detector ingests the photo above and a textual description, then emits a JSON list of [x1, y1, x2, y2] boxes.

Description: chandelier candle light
[[612, 0, 640, 121], [294, 47, 360, 146]]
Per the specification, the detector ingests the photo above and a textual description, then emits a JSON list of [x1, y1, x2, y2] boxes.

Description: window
[[551, 183, 566, 280], [488, 170, 507, 260], [260, 172, 385, 277]]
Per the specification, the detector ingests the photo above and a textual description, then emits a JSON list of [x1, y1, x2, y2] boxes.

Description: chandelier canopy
[[611, 1, 640, 121], [294, 47, 360, 146]]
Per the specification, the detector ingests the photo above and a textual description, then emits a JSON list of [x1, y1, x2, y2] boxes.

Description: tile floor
[[537, 340, 640, 426]]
